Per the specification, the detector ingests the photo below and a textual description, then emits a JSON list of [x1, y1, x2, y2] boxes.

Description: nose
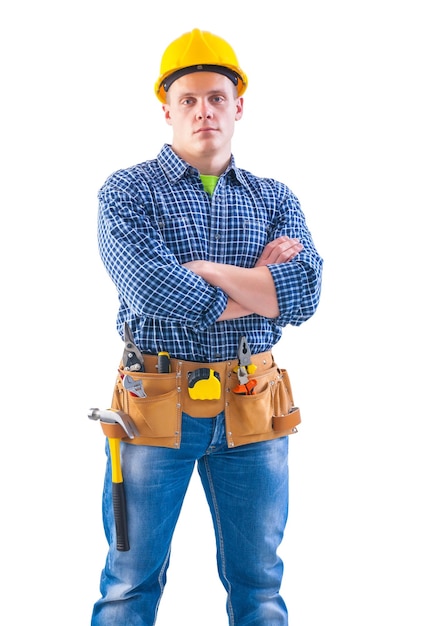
[[196, 101, 213, 120]]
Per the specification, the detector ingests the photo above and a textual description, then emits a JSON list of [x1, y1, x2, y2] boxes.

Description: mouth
[[194, 127, 217, 134]]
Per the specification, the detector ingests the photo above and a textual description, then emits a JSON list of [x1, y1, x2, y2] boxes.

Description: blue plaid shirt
[[98, 144, 323, 362]]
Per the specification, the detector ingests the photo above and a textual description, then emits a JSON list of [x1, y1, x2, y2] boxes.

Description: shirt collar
[[157, 144, 246, 187]]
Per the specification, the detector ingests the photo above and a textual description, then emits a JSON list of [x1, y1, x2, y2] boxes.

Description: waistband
[[119, 351, 275, 420], [139, 351, 274, 377]]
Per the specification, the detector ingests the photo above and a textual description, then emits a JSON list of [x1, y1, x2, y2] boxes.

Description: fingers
[[255, 236, 304, 266]]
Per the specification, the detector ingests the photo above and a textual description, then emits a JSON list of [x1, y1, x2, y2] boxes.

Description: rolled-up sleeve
[[269, 254, 323, 326], [264, 184, 323, 327], [98, 175, 228, 331]]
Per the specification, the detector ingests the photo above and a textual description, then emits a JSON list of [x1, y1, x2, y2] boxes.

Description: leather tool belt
[[106, 351, 301, 449]]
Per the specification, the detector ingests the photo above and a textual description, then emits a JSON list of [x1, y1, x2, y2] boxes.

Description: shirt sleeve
[[97, 172, 228, 331], [266, 185, 323, 327]]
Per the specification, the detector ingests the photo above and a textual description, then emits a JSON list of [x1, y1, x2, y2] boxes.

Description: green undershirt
[[200, 174, 219, 196]]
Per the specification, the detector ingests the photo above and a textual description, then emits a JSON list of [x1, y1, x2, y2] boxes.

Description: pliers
[[233, 336, 257, 395], [123, 322, 145, 372]]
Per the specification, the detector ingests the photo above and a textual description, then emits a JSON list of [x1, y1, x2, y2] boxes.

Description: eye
[[211, 95, 224, 104]]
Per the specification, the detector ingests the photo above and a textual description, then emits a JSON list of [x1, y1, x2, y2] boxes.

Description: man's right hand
[[255, 236, 303, 267]]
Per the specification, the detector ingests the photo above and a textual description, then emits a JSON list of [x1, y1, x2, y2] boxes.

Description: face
[[162, 72, 244, 166]]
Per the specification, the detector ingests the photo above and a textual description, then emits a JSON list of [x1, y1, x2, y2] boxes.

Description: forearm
[[217, 298, 254, 321], [98, 218, 228, 329], [185, 261, 279, 318]]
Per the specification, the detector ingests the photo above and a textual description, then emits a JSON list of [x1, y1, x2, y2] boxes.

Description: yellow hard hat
[[155, 28, 248, 103]]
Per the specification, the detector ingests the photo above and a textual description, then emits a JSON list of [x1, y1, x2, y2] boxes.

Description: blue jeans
[[91, 412, 289, 625]]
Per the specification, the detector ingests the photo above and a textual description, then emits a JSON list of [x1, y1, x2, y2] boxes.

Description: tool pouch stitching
[[225, 365, 300, 441], [111, 368, 182, 446], [109, 356, 301, 448]]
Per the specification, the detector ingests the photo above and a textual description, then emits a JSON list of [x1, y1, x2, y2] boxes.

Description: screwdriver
[[157, 351, 171, 373]]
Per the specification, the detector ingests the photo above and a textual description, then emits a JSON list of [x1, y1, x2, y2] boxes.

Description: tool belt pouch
[[109, 354, 301, 448], [225, 364, 301, 445], [111, 368, 182, 447]]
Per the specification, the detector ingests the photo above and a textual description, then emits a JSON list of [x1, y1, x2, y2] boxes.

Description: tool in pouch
[[123, 322, 145, 372], [122, 350, 171, 394], [187, 367, 221, 400], [88, 408, 140, 551], [117, 323, 148, 397], [157, 351, 171, 373], [233, 336, 257, 395], [122, 372, 147, 397]]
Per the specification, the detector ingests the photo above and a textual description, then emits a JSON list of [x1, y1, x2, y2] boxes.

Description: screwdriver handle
[[157, 351, 171, 373]]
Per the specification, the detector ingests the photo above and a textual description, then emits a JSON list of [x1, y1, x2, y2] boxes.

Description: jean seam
[[203, 455, 235, 625], [153, 545, 171, 625]]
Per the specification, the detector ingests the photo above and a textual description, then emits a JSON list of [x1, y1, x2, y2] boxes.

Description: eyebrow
[[177, 89, 229, 98]]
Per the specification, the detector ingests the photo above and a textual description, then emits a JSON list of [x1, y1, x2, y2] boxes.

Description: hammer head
[[88, 408, 140, 439]]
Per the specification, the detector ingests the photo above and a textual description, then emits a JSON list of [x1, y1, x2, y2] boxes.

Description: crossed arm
[[183, 236, 303, 320]]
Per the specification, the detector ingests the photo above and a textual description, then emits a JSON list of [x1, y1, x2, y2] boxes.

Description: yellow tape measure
[[187, 368, 221, 400]]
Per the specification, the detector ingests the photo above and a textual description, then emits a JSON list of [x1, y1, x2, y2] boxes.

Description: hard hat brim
[[155, 65, 248, 102]]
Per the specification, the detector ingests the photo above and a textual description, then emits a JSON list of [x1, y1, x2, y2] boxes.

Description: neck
[[171, 145, 231, 176]]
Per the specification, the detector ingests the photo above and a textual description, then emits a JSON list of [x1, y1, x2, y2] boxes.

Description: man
[[91, 28, 323, 625]]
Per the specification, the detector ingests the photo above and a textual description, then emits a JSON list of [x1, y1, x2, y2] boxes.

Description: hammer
[[88, 408, 140, 551]]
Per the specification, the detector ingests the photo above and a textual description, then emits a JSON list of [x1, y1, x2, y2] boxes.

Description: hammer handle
[[108, 437, 130, 551], [112, 482, 130, 551]]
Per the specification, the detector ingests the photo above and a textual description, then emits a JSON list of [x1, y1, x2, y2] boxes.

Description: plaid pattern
[[97, 144, 323, 361]]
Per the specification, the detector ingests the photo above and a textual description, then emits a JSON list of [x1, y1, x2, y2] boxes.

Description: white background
[[1, 1, 427, 624]]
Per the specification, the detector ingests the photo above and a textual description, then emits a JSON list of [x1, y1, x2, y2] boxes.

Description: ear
[[162, 104, 173, 126], [235, 97, 244, 121]]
